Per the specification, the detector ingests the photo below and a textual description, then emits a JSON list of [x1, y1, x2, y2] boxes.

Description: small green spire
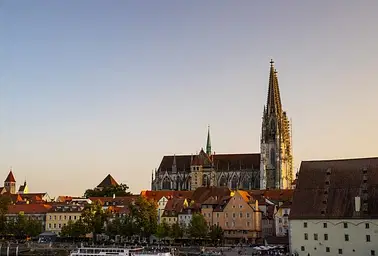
[[206, 125, 211, 155]]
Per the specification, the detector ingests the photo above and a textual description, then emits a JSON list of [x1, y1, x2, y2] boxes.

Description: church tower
[[4, 168, 16, 194], [260, 60, 293, 189]]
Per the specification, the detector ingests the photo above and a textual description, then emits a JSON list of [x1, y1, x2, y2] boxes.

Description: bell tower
[[260, 60, 293, 189]]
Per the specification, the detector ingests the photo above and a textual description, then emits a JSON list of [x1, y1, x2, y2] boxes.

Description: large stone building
[[151, 60, 293, 191], [289, 157, 378, 256]]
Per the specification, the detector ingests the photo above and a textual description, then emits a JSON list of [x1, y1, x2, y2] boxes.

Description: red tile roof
[[5, 171, 16, 183], [290, 157, 378, 219], [89, 195, 138, 206], [7, 204, 52, 214], [140, 190, 193, 202]]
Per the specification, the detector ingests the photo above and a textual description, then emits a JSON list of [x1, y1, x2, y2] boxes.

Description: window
[[233, 213, 236, 218], [323, 223, 327, 228], [49, 216, 52, 220], [367, 235, 371, 242], [239, 205, 242, 208], [247, 213, 250, 218], [304, 222, 308, 228], [239, 213, 243, 218], [326, 247, 330, 252], [344, 222, 348, 228], [279, 218, 282, 223], [338, 249, 343, 254], [304, 233, 308, 240], [314, 233, 318, 240], [301, 246, 305, 251], [324, 234, 328, 240], [225, 213, 228, 218], [216, 213, 219, 218], [48, 223, 51, 229], [58, 224, 61, 228], [344, 234, 349, 241], [371, 250, 375, 256], [366, 223, 370, 229], [53, 224, 56, 228], [247, 222, 250, 227]]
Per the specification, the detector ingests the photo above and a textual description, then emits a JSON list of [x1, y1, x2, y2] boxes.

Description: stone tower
[[4, 168, 16, 194], [260, 60, 293, 189]]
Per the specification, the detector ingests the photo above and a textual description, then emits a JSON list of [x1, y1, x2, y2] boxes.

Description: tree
[[0, 196, 10, 235], [84, 184, 131, 198], [7, 213, 43, 238], [61, 220, 87, 238], [81, 201, 109, 242], [105, 216, 122, 238], [119, 214, 137, 239], [170, 222, 184, 240], [209, 224, 224, 244], [129, 196, 157, 239], [188, 214, 208, 239], [155, 221, 170, 240]]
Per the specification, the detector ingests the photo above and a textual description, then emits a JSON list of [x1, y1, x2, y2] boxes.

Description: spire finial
[[270, 59, 274, 66], [206, 125, 212, 156]]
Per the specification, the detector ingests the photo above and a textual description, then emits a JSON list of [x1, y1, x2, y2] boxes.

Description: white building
[[289, 157, 378, 256]]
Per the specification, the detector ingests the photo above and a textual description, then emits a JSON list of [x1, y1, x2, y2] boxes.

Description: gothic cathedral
[[151, 60, 293, 191], [260, 60, 293, 189]]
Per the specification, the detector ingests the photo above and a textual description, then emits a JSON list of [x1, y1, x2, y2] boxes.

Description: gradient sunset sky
[[1, 1, 377, 196]]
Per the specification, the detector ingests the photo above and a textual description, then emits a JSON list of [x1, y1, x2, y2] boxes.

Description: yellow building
[[45, 205, 84, 234]]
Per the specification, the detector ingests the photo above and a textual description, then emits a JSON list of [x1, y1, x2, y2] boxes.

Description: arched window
[[202, 174, 210, 187], [242, 176, 251, 190], [162, 177, 171, 190], [219, 176, 227, 187], [231, 175, 239, 190], [270, 148, 276, 167]]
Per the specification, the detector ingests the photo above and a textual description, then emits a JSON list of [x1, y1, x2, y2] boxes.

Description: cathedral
[[151, 60, 293, 191]]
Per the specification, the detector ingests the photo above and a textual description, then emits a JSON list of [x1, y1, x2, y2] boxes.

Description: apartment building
[[45, 204, 84, 234]]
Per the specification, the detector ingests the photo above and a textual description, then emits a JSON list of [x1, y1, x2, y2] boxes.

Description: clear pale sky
[[1, 1, 377, 197]]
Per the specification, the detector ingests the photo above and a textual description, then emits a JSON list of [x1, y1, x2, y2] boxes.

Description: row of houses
[[142, 187, 293, 243]]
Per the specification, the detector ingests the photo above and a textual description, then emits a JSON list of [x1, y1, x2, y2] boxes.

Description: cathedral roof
[[5, 170, 16, 183], [158, 153, 260, 173], [290, 157, 378, 220]]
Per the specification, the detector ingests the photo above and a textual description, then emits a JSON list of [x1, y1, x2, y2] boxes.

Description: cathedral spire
[[206, 125, 211, 156], [266, 59, 282, 116]]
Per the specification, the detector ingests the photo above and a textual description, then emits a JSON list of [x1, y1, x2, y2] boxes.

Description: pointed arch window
[[270, 148, 276, 167], [219, 176, 227, 187], [162, 177, 171, 190], [231, 175, 239, 190], [202, 174, 210, 187]]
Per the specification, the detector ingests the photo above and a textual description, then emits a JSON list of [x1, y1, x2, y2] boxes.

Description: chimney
[[355, 196, 361, 212]]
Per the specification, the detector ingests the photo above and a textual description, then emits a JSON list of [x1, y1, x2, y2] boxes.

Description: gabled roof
[[97, 174, 118, 188], [290, 157, 378, 219], [5, 171, 16, 183], [191, 186, 231, 204]]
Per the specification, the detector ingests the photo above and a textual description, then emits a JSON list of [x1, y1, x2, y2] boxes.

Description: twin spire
[[206, 125, 211, 156]]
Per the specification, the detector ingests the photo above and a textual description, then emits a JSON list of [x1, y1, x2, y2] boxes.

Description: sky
[[0, 1, 377, 197]]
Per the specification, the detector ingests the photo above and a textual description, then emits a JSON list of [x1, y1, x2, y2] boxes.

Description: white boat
[[69, 247, 172, 256]]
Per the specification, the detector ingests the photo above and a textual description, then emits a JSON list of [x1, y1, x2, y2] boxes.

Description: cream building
[[45, 205, 84, 234], [290, 157, 378, 256]]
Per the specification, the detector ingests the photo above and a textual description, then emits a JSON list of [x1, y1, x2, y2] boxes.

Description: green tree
[[119, 214, 137, 238], [84, 184, 131, 198], [61, 219, 87, 238], [209, 224, 224, 244], [25, 218, 43, 237], [105, 216, 122, 238], [0, 196, 10, 235], [155, 221, 170, 240], [81, 202, 109, 242], [170, 222, 185, 240], [188, 214, 208, 239], [129, 196, 157, 239]]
